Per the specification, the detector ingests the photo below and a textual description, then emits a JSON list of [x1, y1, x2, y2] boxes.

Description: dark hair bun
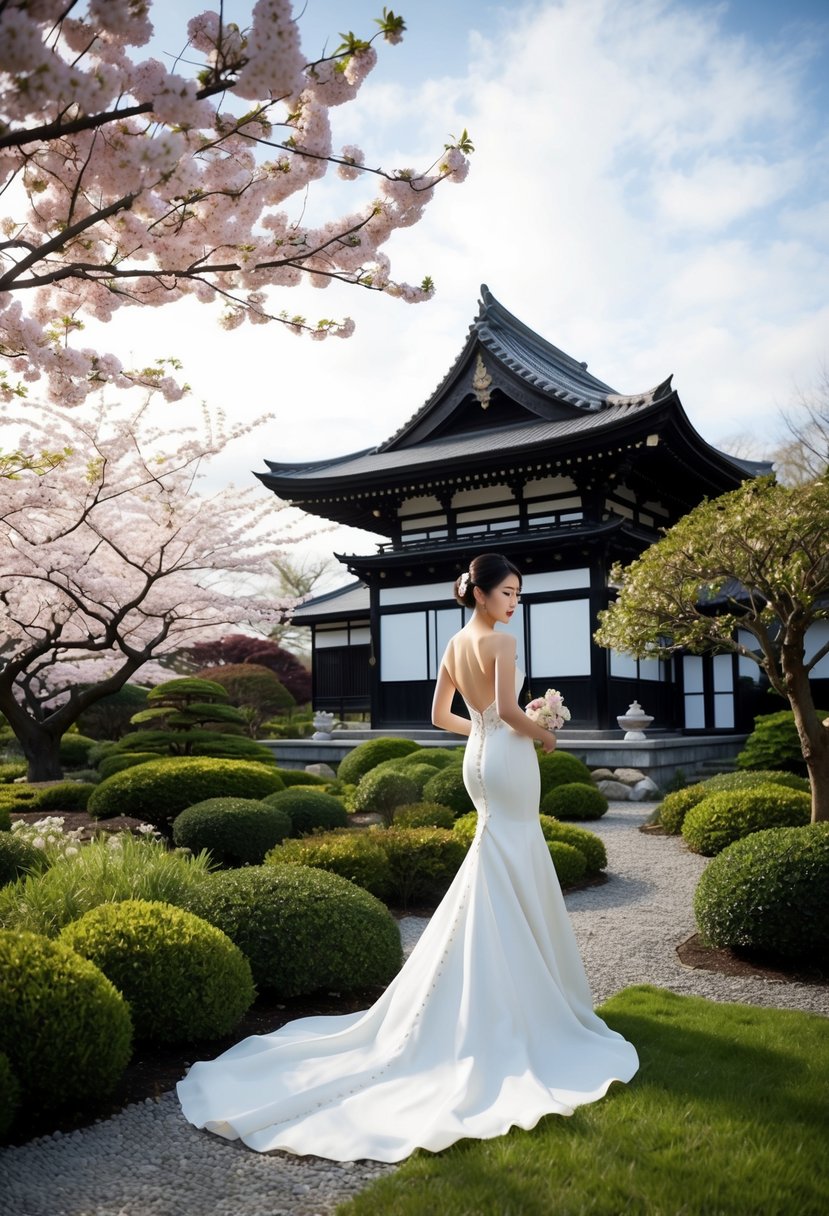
[[452, 553, 521, 608]]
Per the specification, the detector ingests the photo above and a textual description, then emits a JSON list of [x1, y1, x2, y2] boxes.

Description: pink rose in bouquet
[[525, 688, 571, 732]]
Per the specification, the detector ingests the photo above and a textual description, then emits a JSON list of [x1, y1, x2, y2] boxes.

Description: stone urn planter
[[617, 700, 654, 741], [311, 711, 336, 740]]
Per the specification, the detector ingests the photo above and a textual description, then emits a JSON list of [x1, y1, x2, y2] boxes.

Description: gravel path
[[3, 803, 827, 1215]]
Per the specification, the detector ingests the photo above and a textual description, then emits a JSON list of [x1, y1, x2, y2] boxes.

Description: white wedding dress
[[177, 669, 639, 1162]]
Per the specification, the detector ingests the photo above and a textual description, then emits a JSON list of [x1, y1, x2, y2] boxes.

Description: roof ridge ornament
[[472, 352, 493, 409]]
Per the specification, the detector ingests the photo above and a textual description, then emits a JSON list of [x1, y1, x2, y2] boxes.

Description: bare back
[[442, 628, 515, 714]]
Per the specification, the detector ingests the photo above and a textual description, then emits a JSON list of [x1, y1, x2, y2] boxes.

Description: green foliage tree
[[595, 477, 829, 822], [193, 664, 295, 737], [117, 677, 273, 762]]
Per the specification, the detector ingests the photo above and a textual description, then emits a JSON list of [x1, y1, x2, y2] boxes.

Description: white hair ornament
[[458, 571, 471, 596]]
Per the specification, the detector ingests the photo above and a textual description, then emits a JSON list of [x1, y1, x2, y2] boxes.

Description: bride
[[177, 551, 639, 1162]]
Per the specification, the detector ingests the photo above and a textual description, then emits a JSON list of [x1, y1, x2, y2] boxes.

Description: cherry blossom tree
[[0, 1, 472, 407], [0, 398, 295, 780]]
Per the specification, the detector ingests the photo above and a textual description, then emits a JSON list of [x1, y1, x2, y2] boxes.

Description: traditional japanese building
[[258, 286, 787, 734]]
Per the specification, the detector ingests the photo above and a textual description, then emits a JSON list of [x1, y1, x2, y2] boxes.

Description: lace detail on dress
[[467, 700, 503, 736]]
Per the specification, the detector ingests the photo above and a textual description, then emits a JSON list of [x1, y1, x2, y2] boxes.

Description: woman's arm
[[492, 635, 557, 752], [431, 662, 472, 737]]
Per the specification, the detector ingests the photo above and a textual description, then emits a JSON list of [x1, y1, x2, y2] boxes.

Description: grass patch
[[337, 984, 828, 1216]]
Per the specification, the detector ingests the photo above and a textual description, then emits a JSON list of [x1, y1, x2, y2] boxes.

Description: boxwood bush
[[263, 787, 348, 836], [0, 930, 132, 1118], [58, 733, 97, 769], [34, 782, 96, 812], [0, 762, 26, 783], [538, 815, 607, 875], [392, 802, 456, 830], [336, 737, 421, 785], [378, 827, 467, 908], [422, 766, 474, 817], [183, 865, 402, 996], [657, 783, 708, 834], [273, 768, 329, 787], [693, 823, 829, 963], [0, 1050, 20, 1138], [681, 784, 812, 856], [267, 830, 392, 899], [87, 758, 287, 828], [60, 900, 255, 1043], [702, 770, 810, 795], [537, 751, 593, 796], [399, 747, 460, 771], [352, 769, 420, 824], [172, 797, 292, 867], [736, 709, 829, 776], [0, 833, 47, 888], [541, 781, 608, 820], [548, 840, 587, 887], [97, 752, 160, 781], [0, 835, 214, 937]]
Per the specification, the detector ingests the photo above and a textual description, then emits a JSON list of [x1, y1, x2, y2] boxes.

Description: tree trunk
[[782, 645, 829, 823], [20, 727, 64, 783]]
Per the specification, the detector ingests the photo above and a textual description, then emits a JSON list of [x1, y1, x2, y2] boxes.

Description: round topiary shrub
[[657, 783, 707, 834], [399, 747, 459, 771], [273, 769, 328, 787], [548, 841, 587, 887], [172, 797, 292, 867], [422, 766, 474, 817], [263, 787, 348, 836], [0, 1050, 20, 1138], [538, 815, 607, 875], [702, 769, 810, 795], [352, 769, 419, 824], [736, 709, 829, 776], [87, 758, 287, 828], [97, 751, 160, 781], [60, 900, 255, 1043], [0, 833, 48, 888], [267, 831, 392, 900], [58, 733, 97, 769], [541, 782, 608, 820], [693, 823, 829, 963], [537, 751, 593, 797], [34, 781, 95, 812], [183, 866, 402, 996], [336, 737, 421, 785], [393, 802, 456, 830], [681, 784, 811, 856], [452, 810, 478, 847], [0, 930, 132, 1117], [379, 827, 467, 908]]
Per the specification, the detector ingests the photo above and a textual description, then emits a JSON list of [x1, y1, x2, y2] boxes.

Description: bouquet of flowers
[[525, 689, 571, 732]]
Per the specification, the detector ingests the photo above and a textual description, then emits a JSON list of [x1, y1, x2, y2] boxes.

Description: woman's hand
[[538, 732, 557, 754]]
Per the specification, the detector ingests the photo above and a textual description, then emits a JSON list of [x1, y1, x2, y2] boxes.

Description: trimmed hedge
[[273, 769, 329, 787], [378, 827, 467, 908], [172, 797, 292, 867], [422, 766, 474, 817], [0, 930, 132, 1118], [336, 737, 421, 785], [183, 865, 402, 996], [681, 785, 812, 856], [736, 709, 829, 776], [267, 831, 392, 899], [97, 752, 160, 781], [398, 747, 460, 771], [537, 751, 593, 797], [0, 762, 26, 783], [87, 758, 287, 828], [34, 782, 95, 812], [693, 823, 829, 963], [58, 733, 97, 769], [0, 833, 47, 888], [541, 781, 608, 820], [538, 815, 607, 875], [60, 900, 255, 1043], [263, 787, 348, 836], [702, 770, 810, 795], [548, 840, 587, 887], [658, 783, 708, 834], [352, 769, 420, 823], [393, 802, 456, 830]]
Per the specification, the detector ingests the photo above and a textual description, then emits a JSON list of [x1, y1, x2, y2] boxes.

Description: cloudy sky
[[86, 0, 829, 579]]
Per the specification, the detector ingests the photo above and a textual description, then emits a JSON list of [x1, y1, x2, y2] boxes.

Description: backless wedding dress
[[177, 668, 639, 1162]]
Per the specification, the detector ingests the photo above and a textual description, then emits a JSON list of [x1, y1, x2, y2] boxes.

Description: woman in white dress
[[177, 552, 639, 1162]]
